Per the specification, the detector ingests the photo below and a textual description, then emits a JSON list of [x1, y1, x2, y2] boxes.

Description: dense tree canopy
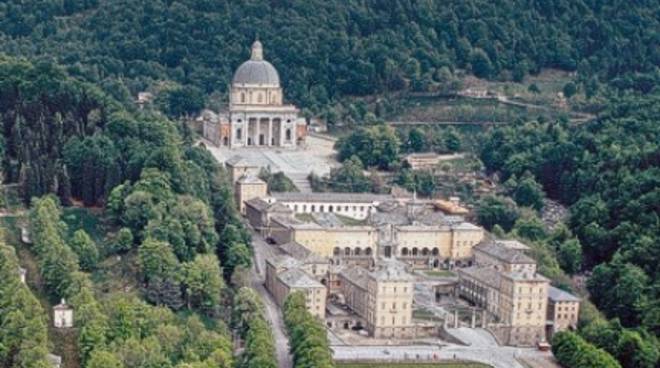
[[0, 0, 657, 114]]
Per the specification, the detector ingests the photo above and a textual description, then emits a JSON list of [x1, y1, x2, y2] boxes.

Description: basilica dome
[[232, 40, 280, 86]]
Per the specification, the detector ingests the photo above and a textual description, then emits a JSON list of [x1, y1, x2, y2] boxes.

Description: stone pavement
[[202, 134, 339, 192]]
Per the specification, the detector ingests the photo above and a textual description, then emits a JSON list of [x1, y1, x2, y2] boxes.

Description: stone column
[[278, 119, 284, 146], [453, 310, 459, 328], [244, 119, 249, 146], [268, 118, 273, 146], [471, 309, 476, 328], [256, 118, 260, 146]]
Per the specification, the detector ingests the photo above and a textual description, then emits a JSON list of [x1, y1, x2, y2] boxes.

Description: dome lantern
[[251, 39, 263, 61]]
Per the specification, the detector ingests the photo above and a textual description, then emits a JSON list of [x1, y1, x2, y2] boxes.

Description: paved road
[[248, 225, 294, 368]]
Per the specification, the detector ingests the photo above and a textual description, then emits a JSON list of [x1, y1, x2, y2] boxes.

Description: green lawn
[[424, 270, 456, 278], [335, 213, 368, 226], [337, 362, 490, 368], [412, 308, 442, 322]]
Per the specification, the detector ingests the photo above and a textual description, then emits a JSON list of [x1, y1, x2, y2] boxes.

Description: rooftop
[[495, 239, 531, 251], [370, 261, 415, 282], [458, 266, 502, 289], [339, 265, 370, 290], [236, 174, 266, 185], [246, 197, 292, 214], [548, 286, 581, 302], [277, 268, 324, 289], [267, 255, 302, 269], [474, 241, 536, 264], [279, 241, 329, 264], [232, 40, 280, 86], [53, 299, 71, 311], [272, 191, 393, 203]]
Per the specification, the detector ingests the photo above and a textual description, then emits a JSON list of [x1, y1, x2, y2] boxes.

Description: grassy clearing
[[335, 214, 368, 226], [337, 362, 490, 368], [473, 69, 574, 106], [295, 213, 316, 223]]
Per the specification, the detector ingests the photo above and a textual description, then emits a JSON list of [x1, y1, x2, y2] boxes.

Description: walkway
[[203, 134, 337, 193]]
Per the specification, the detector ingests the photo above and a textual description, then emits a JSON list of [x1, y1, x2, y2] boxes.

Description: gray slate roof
[[279, 242, 329, 264], [272, 192, 392, 203], [233, 59, 280, 85], [278, 268, 323, 288], [237, 174, 266, 185], [474, 241, 536, 264], [548, 286, 581, 302], [339, 265, 370, 290]]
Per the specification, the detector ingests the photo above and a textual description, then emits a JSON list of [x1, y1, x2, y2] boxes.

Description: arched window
[[432, 248, 439, 256], [401, 247, 409, 256], [294, 205, 298, 211], [412, 248, 419, 256], [319, 205, 324, 212], [236, 128, 242, 139], [311, 205, 315, 211], [422, 248, 430, 256], [365, 248, 372, 256], [286, 129, 292, 141], [344, 247, 351, 256], [354, 247, 361, 256], [329, 205, 334, 212], [333, 247, 341, 256]]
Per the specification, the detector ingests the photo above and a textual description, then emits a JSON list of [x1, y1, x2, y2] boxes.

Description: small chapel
[[203, 40, 307, 148]]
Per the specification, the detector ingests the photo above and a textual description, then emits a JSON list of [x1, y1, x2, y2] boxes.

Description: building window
[[236, 128, 242, 139], [258, 93, 263, 103], [286, 128, 292, 141], [240, 93, 245, 103]]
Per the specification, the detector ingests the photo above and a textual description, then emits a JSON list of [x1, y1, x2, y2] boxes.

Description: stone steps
[[287, 172, 312, 193]]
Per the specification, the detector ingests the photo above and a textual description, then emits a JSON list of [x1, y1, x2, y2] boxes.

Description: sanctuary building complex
[[203, 40, 307, 148]]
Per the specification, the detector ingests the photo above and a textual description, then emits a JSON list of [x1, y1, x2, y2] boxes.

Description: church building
[[203, 40, 307, 148]]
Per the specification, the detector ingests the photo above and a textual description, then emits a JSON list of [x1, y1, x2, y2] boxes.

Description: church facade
[[203, 40, 307, 148]]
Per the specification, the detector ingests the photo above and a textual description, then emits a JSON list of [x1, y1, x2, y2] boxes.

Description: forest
[[0, 1, 659, 368], [0, 0, 658, 116]]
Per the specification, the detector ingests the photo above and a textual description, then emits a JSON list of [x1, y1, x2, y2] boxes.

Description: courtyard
[[202, 133, 338, 192]]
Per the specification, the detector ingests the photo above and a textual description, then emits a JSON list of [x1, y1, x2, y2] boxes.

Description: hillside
[[0, 0, 657, 115], [0, 2, 658, 368]]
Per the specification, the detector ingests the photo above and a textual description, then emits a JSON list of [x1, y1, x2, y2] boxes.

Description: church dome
[[232, 40, 280, 86]]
